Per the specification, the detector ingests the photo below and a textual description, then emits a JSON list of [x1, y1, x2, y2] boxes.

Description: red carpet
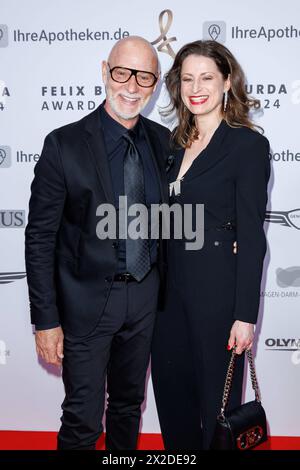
[[0, 432, 299, 450]]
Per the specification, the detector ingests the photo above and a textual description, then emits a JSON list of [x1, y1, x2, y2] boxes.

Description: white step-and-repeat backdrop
[[1, 0, 299, 437]]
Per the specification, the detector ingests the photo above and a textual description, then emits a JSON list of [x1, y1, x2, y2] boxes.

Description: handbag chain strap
[[219, 348, 261, 420]]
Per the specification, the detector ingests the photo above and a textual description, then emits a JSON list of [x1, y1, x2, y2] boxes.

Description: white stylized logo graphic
[[151, 10, 177, 59]]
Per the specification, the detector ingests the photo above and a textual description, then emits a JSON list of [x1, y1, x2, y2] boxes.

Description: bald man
[[25, 36, 170, 450]]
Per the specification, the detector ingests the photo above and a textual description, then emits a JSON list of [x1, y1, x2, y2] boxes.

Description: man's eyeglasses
[[108, 64, 158, 88]]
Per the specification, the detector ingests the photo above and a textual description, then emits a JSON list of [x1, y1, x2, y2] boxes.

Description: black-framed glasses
[[108, 64, 158, 88]]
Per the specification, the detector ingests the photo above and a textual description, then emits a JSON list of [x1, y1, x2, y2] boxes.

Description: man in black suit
[[25, 36, 170, 450]]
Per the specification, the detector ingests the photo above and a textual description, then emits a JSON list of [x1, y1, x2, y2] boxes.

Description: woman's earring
[[223, 90, 228, 112]]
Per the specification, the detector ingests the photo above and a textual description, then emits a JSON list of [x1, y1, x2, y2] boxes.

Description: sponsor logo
[[202, 22, 300, 44], [261, 267, 300, 299], [231, 25, 300, 42], [0, 272, 27, 285], [265, 338, 300, 365], [0, 148, 41, 164], [265, 338, 300, 351], [0, 146, 11, 168], [151, 9, 177, 59], [0, 210, 26, 228], [203, 21, 226, 43], [265, 209, 300, 230], [276, 267, 300, 288], [13, 27, 129, 45]]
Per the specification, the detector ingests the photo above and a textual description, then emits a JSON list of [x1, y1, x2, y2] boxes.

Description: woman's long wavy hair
[[163, 40, 262, 148]]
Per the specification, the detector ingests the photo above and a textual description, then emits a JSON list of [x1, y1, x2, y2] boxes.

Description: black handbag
[[210, 349, 268, 450]]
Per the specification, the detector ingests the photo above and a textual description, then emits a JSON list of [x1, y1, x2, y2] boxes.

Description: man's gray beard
[[106, 89, 150, 120]]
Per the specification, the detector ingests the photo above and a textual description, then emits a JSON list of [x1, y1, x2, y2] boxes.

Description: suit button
[[105, 276, 112, 282], [112, 242, 118, 249], [214, 241, 221, 246]]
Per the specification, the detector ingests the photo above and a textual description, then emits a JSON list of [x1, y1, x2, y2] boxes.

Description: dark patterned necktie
[[123, 131, 151, 281]]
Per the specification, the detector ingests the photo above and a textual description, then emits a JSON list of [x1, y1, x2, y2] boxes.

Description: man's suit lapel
[[84, 106, 115, 205]]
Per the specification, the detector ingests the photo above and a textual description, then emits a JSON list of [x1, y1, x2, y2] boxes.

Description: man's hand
[[35, 326, 64, 366], [227, 320, 254, 355]]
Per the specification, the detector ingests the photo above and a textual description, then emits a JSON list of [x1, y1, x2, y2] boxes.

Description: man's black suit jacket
[[25, 106, 171, 337]]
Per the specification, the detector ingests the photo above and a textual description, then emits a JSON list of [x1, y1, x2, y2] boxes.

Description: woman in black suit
[[151, 40, 270, 450]]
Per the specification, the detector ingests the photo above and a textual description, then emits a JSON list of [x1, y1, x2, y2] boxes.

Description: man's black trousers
[[57, 266, 159, 450]]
